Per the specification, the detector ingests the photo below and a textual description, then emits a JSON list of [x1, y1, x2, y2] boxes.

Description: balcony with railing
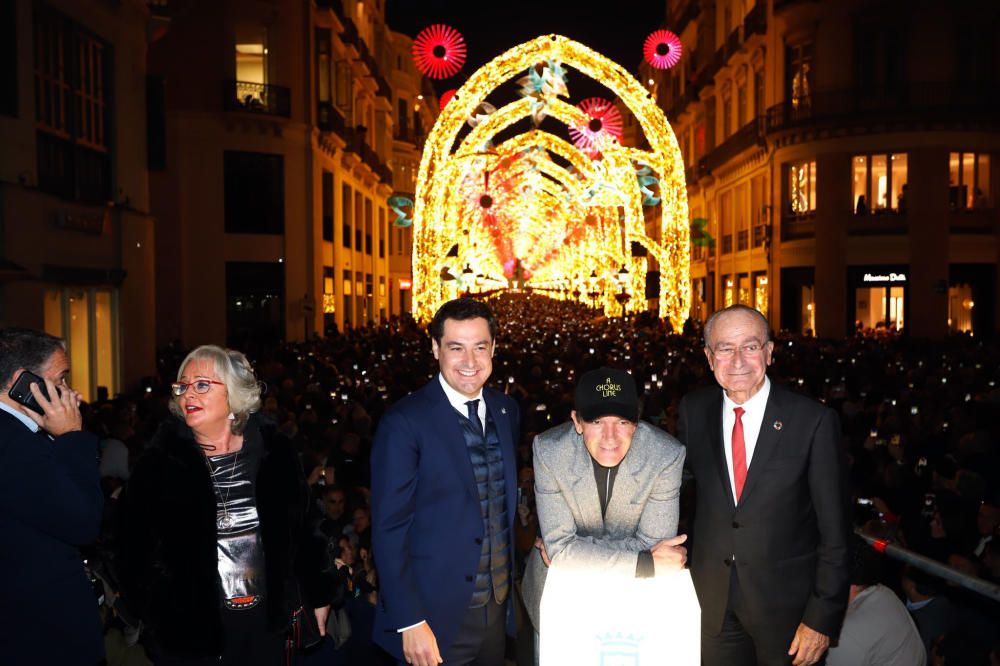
[[338, 16, 392, 100], [670, 0, 701, 36], [699, 118, 764, 174], [317, 102, 348, 137], [725, 27, 741, 58], [847, 210, 907, 236], [744, 2, 767, 38], [667, 86, 699, 120], [949, 208, 997, 234], [346, 126, 393, 187], [224, 81, 291, 118], [394, 128, 425, 145], [781, 212, 816, 240], [766, 82, 1000, 134], [314, 0, 346, 18]]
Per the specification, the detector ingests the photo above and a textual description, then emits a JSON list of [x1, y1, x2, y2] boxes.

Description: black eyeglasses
[[171, 379, 225, 396]]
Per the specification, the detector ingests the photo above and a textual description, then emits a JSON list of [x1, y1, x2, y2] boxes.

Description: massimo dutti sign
[[862, 272, 907, 284]]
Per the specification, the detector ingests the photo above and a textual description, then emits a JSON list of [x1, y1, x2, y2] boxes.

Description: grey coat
[[521, 420, 685, 630]]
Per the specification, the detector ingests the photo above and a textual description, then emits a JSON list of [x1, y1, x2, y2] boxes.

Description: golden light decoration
[[411, 34, 690, 330]]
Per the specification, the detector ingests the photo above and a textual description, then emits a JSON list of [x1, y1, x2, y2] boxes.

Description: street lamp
[[615, 286, 631, 318], [587, 270, 600, 310]]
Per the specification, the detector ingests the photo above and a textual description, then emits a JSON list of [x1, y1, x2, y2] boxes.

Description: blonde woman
[[117, 345, 328, 665]]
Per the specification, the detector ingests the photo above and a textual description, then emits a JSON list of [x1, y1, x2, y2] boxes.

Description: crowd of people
[[3, 291, 999, 665]]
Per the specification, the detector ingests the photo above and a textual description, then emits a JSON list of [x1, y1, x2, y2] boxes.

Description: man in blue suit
[[372, 298, 520, 666], [0, 328, 104, 665]]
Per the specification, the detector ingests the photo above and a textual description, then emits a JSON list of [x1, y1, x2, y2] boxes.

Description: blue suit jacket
[[0, 409, 104, 665], [371, 377, 520, 661]]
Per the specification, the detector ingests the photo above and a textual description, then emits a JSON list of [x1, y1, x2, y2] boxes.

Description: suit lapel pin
[[773, 420, 783, 431]]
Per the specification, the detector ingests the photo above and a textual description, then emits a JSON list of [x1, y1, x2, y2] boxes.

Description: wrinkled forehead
[[708, 311, 768, 346]]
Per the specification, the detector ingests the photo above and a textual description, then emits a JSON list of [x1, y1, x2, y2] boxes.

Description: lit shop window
[[724, 276, 735, 307], [44, 288, 118, 402], [737, 274, 751, 306], [754, 274, 769, 317], [801, 287, 816, 335], [852, 153, 908, 214], [949, 152, 991, 210], [787, 160, 816, 215], [947, 284, 974, 334]]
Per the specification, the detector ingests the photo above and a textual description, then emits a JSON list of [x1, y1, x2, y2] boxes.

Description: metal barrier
[[856, 530, 1000, 603]]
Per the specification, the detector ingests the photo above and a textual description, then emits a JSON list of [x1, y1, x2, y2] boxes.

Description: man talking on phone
[[0, 328, 105, 666]]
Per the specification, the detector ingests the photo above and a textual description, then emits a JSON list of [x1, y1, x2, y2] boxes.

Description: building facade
[[149, 0, 433, 350], [0, 0, 157, 399], [655, 0, 999, 338]]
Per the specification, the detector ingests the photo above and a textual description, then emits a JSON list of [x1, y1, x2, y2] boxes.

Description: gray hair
[[703, 304, 770, 348], [169, 345, 261, 434], [0, 328, 66, 388]]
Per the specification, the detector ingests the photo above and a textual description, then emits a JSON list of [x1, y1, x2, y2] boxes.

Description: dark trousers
[[701, 567, 819, 666], [150, 605, 284, 666], [397, 594, 506, 666]]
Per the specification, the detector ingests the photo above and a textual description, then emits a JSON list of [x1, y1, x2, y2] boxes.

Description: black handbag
[[285, 605, 324, 659]]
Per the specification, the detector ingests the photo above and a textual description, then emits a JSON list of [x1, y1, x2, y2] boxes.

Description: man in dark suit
[[372, 298, 520, 666], [0, 328, 105, 665], [679, 305, 849, 666]]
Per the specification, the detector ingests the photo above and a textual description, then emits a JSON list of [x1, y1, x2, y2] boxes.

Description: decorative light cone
[[568, 97, 624, 153], [412, 24, 467, 79], [643, 29, 683, 69], [439, 89, 457, 109]]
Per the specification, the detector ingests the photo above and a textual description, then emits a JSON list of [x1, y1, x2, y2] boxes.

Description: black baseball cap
[[574, 367, 639, 422]]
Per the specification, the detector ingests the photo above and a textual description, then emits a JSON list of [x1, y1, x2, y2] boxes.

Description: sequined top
[[208, 439, 266, 609]]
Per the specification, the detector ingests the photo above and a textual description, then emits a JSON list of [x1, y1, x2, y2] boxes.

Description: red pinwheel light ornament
[[439, 89, 457, 109], [412, 24, 467, 79], [568, 98, 624, 154], [643, 29, 683, 69]]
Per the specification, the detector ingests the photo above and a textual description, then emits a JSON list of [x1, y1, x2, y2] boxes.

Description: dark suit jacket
[[0, 409, 104, 665], [678, 383, 849, 641], [371, 378, 520, 662]]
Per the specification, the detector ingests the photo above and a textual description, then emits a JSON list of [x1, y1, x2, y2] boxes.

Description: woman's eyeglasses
[[171, 379, 225, 396]]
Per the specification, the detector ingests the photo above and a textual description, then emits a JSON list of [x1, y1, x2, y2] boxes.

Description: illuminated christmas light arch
[[411, 34, 690, 330]]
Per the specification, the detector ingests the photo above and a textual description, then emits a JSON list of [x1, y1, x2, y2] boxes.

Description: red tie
[[732, 407, 747, 502]]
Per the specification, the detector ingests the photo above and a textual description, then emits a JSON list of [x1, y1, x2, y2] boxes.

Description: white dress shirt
[[0, 400, 41, 433], [438, 373, 486, 433], [721, 376, 771, 503]]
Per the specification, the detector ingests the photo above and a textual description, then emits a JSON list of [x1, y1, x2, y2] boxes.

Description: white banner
[[539, 567, 701, 665]]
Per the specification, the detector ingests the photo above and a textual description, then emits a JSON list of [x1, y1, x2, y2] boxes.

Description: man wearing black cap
[[521, 366, 688, 638]]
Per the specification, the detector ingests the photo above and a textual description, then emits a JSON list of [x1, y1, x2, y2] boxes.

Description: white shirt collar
[[0, 399, 41, 433], [437, 373, 485, 416], [721, 376, 771, 502]]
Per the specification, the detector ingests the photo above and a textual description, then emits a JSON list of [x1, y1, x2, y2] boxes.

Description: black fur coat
[[115, 415, 325, 657]]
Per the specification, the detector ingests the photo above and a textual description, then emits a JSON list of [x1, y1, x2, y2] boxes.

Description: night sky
[[387, 0, 667, 98]]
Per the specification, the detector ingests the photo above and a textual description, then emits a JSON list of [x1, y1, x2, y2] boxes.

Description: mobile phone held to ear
[[8, 370, 52, 414]]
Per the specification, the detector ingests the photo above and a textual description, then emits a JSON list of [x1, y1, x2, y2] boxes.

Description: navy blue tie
[[466, 399, 484, 434]]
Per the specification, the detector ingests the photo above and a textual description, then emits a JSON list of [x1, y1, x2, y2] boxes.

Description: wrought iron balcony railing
[[766, 82, 1000, 133], [224, 80, 291, 118]]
